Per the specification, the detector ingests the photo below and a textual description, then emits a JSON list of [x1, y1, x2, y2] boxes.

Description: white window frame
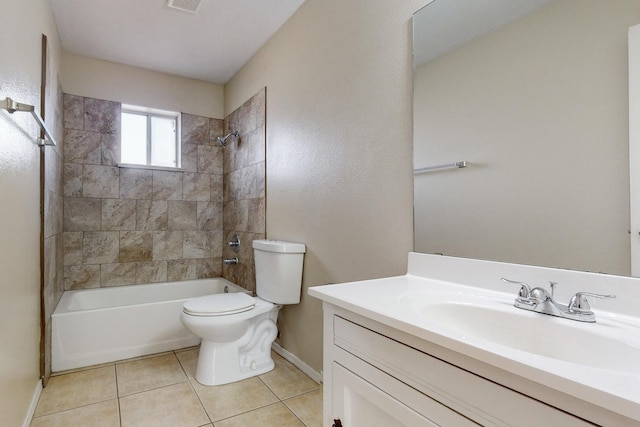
[[120, 104, 182, 170]]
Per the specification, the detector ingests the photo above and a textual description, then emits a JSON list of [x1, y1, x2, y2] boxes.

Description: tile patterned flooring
[[30, 348, 322, 427]]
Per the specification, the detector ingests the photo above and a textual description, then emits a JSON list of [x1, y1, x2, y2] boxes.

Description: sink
[[398, 294, 640, 375]]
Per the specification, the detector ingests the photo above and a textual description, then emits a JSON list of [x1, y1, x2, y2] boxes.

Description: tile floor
[[30, 348, 322, 427]]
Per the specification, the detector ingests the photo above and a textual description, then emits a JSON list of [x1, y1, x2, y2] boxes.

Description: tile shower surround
[[222, 88, 266, 293], [61, 90, 266, 290]]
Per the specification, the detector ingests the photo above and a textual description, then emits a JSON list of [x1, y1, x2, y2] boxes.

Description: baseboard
[[23, 379, 42, 427], [271, 342, 323, 384]]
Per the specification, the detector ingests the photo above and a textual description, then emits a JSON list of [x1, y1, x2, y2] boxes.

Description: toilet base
[[194, 317, 278, 386]]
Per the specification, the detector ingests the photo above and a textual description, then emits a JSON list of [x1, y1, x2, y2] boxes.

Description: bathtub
[[51, 278, 250, 372]]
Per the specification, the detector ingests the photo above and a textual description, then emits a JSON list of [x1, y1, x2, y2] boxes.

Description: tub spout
[[223, 257, 239, 265]]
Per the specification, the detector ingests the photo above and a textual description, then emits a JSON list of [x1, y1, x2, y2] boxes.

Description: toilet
[[181, 239, 305, 386]]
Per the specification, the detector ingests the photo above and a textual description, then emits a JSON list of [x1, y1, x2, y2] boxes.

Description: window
[[121, 105, 180, 168]]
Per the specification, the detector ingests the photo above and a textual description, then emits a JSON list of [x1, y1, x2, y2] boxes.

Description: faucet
[[223, 257, 239, 265], [501, 278, 615, 323]]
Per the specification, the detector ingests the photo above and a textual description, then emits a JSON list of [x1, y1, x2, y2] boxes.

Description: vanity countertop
[[308, 252, 640, 423]]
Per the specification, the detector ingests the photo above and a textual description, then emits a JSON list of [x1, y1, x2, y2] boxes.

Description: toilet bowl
[[181, 239, 305, 386], [181, 293, 280, 385]]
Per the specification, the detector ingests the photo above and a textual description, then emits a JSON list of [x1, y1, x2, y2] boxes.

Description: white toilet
[[181, 239, 305, 386]]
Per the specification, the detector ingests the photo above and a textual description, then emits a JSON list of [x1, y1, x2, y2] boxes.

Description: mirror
[[413, 0, 640, 276]]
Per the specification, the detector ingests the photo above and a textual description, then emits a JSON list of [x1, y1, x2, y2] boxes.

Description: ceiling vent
[[166, 0, 202, 13]]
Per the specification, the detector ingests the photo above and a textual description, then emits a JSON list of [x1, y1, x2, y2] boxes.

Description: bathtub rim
[[53, 277, 251, 315]]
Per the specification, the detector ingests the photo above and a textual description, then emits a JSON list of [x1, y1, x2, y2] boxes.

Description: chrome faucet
[[501, 278, 615, 323], [223, 257, 239, 265]]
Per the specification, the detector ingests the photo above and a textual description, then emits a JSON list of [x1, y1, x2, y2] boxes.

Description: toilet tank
[[253, 239, 306, 304]]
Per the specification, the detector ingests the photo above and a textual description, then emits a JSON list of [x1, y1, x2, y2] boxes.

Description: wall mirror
[[413, 0, 640, 277]]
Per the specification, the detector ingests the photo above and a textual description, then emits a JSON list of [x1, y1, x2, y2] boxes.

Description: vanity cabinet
[[323, 304, 593, 427]]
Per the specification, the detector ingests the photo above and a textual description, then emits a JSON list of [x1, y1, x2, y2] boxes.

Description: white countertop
[[308, 253, 640, 422]]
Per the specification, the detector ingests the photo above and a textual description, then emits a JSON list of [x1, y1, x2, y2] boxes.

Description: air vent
[[166, 0, 202, 13]]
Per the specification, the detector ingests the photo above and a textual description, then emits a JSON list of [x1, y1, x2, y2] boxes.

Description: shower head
[[217, 131, 239, 147]]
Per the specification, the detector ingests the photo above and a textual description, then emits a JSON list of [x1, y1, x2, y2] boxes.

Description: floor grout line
[[34, 348, 321, 427]]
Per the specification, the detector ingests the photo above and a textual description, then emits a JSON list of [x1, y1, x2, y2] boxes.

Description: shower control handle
[[227, 234, 240, 253]]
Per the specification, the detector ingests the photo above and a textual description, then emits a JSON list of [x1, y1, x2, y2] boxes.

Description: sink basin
[[399, 294, 640, 375]]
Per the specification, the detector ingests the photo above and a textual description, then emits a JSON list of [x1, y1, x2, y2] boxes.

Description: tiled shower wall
[[222, 88, 266, 293], [46, 89, 265, 378], [61, 95, 226, 289], [43, 82, 65, 382]]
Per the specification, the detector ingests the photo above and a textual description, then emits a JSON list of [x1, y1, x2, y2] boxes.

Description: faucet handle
[[568, 292, 616, 312], [501, 277, 532, 298]]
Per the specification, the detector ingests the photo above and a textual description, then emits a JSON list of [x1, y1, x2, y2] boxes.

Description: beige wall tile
[[63, 94, 84, 130], [119, 168, 152, 199], [168, 201, 197, 230], [136, 261, 168, 284], [153, 230, 183, 261], [84, 98, 120, 134], [64, 264, 101, 290], [183, 230, 210, 259], [197, 201, 222, 230], [181, 143, 199, 172], [63, 232, 83, 266], [119, 231, 153, 263], [209, 117, 224, 141], [196, 257, 221, 278], [136, 200, 168, 231], [167, 259, 197, 281], [152, 170, 183, 200], [63, 163, 83, 197], [197, 145, 223, 174], [83, 165, 119, 198], [181, 113, 210, 145], [101, 263, 136, 287], [83, 231, 120, 264], [64, 197, 101, 231], [64, 129, 101, 164], [101, 133, 120, 166], [102, 199, 136, 231], [183, 172, 211, 201]]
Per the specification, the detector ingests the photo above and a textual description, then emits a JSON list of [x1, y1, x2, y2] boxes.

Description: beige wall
[[0, 1, 62, 425], [62, 52, 225, 119], [226, 0, 426, 372], [414, 0, 640, 276]]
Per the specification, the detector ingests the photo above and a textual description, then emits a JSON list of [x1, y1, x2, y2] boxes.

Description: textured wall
[[61, 52, 224, 119], [0, 1, 62, 424], [225, 0, 428, 372], [62, 94, 226, 288]]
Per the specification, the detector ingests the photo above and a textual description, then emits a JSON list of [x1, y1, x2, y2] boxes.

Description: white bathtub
[[51, 278, 250, 372]]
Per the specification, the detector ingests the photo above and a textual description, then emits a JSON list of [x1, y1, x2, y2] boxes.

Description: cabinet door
[[332, 362, 476, 427]]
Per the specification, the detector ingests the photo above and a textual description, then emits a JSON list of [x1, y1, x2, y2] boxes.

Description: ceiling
[[50, 0, 306, 84]]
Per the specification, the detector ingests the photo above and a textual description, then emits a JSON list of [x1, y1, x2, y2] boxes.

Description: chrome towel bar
[[414, 161, 467, 174], [1, 97, 57, 146]]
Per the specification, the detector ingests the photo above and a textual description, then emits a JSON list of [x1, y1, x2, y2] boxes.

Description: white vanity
[[308, 253, 640, 426]]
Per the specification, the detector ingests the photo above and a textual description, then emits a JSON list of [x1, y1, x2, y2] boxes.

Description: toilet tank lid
[[252, 239, 306, 253]]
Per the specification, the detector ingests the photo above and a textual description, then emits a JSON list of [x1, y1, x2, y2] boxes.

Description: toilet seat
[[183, 293, 255, 316]]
